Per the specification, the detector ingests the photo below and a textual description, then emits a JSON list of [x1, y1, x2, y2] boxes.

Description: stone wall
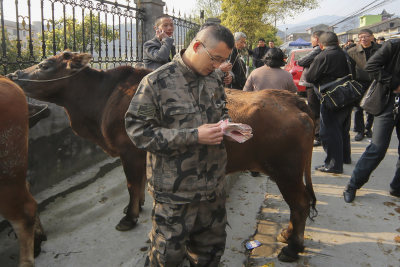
[[28, 100, 108, 194]]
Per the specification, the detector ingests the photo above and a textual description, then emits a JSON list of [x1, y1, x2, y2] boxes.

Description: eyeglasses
[[359, 35, 372, 39], [198, 41, 227, 64]]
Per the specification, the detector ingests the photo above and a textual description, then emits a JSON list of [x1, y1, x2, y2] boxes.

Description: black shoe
[[313, 139, 321, 146], [365, 130, 372, 138], [389, 188, 400, 197], [354, 132, 364, 141], [250, 171, 260, 177], [315, 166, 343, 174], [343, 186, 357, 203]]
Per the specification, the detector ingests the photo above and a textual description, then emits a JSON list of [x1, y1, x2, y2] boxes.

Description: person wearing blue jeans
[[344, 40, 400, 203], [350, 101, 400, 185]]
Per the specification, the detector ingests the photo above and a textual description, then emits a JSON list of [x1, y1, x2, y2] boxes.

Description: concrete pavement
[[248, 131, 400, 267], [0, 159, 267, 267], [1, 131, 400, 267]]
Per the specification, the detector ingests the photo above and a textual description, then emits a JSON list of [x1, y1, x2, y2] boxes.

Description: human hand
[[394, 85, 400, 94], [197, 122, 223, 145], [156, 29, 169, 40], [223, 73, 232, 85], [219, 62, 232, 72]]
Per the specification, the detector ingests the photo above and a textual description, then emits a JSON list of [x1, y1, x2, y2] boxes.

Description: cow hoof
[[278, 246, 299, 262], [115, 215, 137, 231]]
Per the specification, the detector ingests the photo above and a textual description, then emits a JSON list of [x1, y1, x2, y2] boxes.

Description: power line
[[329, 0, 395, 27]]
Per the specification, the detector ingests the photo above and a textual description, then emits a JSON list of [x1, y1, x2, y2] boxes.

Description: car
[[284, 48, 312, 97]]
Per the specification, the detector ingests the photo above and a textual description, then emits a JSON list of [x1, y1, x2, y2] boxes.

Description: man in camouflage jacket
[[125, 24, 234, 267]]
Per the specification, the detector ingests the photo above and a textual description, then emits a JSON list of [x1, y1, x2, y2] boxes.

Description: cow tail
[[305, 144, 317, 220]]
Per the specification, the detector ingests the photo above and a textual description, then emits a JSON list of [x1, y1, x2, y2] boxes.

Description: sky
[[282, 0, 400, 26], [164, 0, 400, 26], [3, 0, 400, 27]]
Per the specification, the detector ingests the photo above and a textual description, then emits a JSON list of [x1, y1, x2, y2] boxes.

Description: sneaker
[[365, 130, 372, 138], [354, 132, 364, 141]]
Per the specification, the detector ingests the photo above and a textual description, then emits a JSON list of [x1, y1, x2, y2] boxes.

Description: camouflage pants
[[147, 194, 227, 267]]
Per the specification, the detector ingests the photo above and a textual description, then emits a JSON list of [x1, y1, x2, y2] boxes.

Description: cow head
[[7, 51, 92, 101]]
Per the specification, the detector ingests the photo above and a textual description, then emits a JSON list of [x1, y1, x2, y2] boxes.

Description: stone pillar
[[135, 0, 165, 42]]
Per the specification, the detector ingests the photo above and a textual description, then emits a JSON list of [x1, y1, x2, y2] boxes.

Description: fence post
[[135, 0, 165, 42]]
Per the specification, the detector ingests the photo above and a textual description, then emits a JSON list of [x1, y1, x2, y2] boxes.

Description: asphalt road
[[1, 129, 400, 267]]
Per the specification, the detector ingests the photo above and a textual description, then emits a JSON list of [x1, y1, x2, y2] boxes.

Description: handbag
[[316, 53, 364, 110], [360, 79, 391, 115]]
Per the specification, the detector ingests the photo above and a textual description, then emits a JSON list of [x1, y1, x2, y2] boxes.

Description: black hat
[[377, 36, 385, 41]]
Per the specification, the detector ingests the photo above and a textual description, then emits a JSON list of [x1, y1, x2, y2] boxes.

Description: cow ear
[[76, 53, 92, 66]]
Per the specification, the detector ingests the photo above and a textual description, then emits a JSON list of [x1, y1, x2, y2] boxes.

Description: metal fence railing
[[0, 0, 200, 74], [0, 0, 145, 74], [165, 6, 199, 52]]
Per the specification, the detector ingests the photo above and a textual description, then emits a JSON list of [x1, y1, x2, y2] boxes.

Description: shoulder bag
[[359, 79, 391, 115], [316, 53, 364, 110]]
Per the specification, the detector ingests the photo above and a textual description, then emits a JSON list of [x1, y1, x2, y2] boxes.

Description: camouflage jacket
[[125, 52, 230, 204]]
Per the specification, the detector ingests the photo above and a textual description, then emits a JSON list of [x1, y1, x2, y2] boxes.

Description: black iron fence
[[165, 6, 199, 52], [0, 0, 200, 74], [0, 0, 145, 74]]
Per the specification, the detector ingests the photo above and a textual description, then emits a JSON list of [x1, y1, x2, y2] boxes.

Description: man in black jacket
[[229, 32, 248, 90], [298, 30, 324, 146], [251, 38, 268, 68], [347, 29, 381, 141], [306, 32, 353, 174], [344, 40, 400, 203]]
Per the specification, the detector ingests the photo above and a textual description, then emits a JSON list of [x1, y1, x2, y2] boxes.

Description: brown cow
[[9, 51, 316, 262], [0, 77, 46, 267]]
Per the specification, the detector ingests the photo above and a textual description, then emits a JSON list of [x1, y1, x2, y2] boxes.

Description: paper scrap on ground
[[220, 119, 253, 143], [245, 240, 261, 250]]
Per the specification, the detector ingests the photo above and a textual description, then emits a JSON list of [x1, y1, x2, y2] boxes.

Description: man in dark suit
[[251, 38, 268, 68]]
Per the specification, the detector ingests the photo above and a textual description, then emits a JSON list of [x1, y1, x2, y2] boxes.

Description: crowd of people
[[125, 14, 400, 266]]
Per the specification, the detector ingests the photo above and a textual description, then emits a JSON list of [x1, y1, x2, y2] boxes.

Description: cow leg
[[116, 153, 146, 231], [33, 213, 47, 257], [7, 193, 37, 267], [275, 177, 310, 262]]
